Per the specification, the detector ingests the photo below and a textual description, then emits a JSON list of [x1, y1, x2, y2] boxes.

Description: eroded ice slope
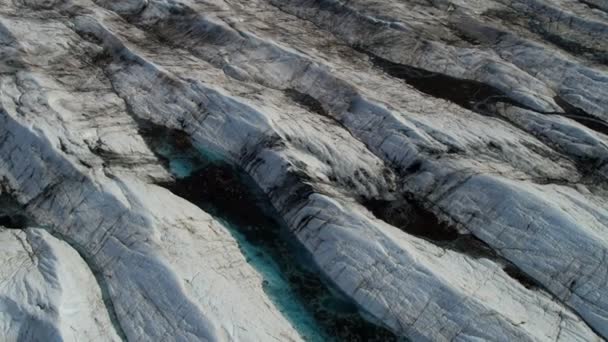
[[0, 0, 607, 341], [0, 228, 121, 341]]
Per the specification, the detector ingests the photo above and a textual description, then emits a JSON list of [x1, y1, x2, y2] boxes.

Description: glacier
[[0, 0, 607, 341]]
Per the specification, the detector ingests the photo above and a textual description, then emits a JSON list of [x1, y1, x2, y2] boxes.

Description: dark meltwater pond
[[0, 195, 28, 229], [139, 122, 399, 341], [357, 48, 514, 113], [362, 196, 541, 290]]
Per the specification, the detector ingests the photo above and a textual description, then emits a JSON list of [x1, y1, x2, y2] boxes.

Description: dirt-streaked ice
[[0, 0, 607, 340]]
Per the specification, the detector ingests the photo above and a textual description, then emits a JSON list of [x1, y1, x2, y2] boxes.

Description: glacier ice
[[0, 0, 607, 340]]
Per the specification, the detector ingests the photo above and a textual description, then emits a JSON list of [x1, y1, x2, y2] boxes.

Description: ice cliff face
[[0, 0, 607, 340]]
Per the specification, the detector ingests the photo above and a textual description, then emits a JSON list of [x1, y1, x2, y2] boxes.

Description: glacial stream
[[140, 123, 398, 341]]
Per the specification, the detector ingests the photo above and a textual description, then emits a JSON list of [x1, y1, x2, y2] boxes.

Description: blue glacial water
[[140, 122, 398, 341]]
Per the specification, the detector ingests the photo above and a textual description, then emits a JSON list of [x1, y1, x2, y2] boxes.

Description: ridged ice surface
[[0, 0, 607, 341]]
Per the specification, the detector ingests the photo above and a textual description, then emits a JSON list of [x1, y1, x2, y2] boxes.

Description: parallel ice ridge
[[0, 0, 607, 341]]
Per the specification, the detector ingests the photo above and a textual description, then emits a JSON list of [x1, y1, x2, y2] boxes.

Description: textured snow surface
[[0, 0, 608, 340]]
